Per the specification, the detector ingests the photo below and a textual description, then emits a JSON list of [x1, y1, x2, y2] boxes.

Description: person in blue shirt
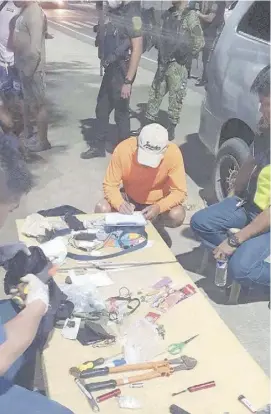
[[0, 132, 72, 413]]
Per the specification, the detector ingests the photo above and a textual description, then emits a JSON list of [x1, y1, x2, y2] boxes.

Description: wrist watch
[[124, 78, 132, 85], [227, 231, 241, 248]]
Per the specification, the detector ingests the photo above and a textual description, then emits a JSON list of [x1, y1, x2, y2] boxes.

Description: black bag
[[77, 321, 115, 346], [38, 205, 85, 217], [158, 8, 192, 68]]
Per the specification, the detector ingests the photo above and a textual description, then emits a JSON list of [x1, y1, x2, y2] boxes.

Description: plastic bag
[[40, 237, 68, 265], [257, 405, 271, 414], [59, 283, 106, 313], [69, 270, 113, 287], [118, 396, 142, 409], [124, 319, 162, 363]]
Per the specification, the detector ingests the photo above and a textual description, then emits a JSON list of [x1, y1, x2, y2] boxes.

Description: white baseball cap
[[137, 123, 169, 168]]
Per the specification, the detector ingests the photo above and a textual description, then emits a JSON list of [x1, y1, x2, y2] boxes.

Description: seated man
[[0, 132, 72, 413], [191, 65, 270, 292], [95, 123, 187, 233]]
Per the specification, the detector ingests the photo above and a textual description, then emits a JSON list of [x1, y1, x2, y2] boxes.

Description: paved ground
[[0, 5, 269, 376]]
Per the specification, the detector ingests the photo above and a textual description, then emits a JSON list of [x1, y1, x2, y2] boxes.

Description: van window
[[238, 1, 270, 42]]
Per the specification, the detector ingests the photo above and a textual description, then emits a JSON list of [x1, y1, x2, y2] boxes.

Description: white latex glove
[[20, 274, 49, 314], [0, 242, 30, 264]]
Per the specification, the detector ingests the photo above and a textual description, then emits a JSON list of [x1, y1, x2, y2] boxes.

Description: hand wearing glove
[[20, 274, 49, 314], [0, 242, 30, 265]]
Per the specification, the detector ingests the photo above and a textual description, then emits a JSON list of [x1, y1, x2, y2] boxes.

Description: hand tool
[[74, 378, 100, 412], [85, 356, 197, 392], [107, 358, 126, 368], [168, 334, 199, 355], [78, 359, 125, 379], [58, 260, 178, 272], [70, 358, 105, 377], [238, 395, 257, 413], [172, 381, 216, 396], [96, 389, 121, 403]]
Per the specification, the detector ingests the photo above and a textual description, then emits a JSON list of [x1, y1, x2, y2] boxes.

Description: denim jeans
[[0, 300, 73, 414], [191, 197, 270, 287]]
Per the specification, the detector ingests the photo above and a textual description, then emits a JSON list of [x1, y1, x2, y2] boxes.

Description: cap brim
[[137, 148, 163, 168]]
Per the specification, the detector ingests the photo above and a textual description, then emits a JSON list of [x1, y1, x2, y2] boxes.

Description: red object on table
[[96, 388, 121, 403]]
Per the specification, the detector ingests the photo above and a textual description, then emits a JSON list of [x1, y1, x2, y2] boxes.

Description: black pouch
[[77, 322, 115, 346], [38, 205, 85, 217]]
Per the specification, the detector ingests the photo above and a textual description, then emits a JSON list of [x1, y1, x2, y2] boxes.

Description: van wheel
[[213, 138, 250, 201]]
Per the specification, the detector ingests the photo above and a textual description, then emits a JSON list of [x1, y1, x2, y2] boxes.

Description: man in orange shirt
[[95, 123, 187, 230]]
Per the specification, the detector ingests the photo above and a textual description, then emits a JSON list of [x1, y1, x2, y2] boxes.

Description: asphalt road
[[45, 4, 204, 85]]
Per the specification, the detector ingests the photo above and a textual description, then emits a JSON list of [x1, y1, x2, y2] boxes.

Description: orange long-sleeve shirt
[[103, 137, 187, 213]]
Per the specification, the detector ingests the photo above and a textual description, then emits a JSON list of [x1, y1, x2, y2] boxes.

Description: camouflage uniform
[[146, 6, 204, 127]]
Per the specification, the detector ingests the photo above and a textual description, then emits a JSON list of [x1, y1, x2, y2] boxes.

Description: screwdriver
[[96, 389, 121, 403], [70, 358, 105, 377], [172, 381, 216, 396]]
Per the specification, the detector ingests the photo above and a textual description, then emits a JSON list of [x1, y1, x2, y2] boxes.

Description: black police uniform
[[81, 1, 142, 159], [197, 1, 225, 85]]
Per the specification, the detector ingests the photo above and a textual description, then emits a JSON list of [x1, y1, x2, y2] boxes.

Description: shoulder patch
[[132, 16, 142, 31]]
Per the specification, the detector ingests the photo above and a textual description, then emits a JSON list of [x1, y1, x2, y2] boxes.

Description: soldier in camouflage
[[145, 1, 204, 140]]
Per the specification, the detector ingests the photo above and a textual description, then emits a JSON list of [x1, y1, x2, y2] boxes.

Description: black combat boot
[[195, 78, 207, 87], [80, 143, 106, 159], [167, 122, 176, 141]]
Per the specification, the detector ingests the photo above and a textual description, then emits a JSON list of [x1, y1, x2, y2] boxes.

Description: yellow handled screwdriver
[[70, 358, 105, 377]]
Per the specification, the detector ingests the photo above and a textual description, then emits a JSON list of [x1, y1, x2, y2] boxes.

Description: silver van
[[199, 0, 270, 201]]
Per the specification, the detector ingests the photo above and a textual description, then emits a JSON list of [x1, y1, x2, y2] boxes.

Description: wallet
[[77, 321, 115, 346]]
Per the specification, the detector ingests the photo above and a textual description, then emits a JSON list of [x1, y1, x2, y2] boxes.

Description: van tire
[[213, 137, 250, 201]]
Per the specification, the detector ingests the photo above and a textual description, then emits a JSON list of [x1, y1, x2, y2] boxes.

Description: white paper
[[69, 270, 114, 287], [61, 317, 81, 340], [105, 212, 147, 227]]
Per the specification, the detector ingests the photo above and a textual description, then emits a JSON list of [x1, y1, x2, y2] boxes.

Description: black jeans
[[201, 35, 216, 82], [95, 61, 130, 147]]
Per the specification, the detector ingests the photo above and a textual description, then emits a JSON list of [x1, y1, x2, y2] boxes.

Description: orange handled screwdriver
[[172, 381, 216, 396]]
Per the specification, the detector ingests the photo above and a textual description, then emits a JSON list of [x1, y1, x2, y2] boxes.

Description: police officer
[[195, 1, 225, 86], [81, 0, 143, 160], [145, 1, 204, 141]]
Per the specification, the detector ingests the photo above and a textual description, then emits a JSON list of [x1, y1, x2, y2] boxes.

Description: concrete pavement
[[0, 24, 269, 375]]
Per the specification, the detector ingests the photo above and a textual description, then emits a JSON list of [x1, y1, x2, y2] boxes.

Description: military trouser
[[146, 61, 188, 126]]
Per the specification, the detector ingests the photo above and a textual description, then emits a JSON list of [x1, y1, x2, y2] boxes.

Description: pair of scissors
[[168, 334, 199, 356]]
